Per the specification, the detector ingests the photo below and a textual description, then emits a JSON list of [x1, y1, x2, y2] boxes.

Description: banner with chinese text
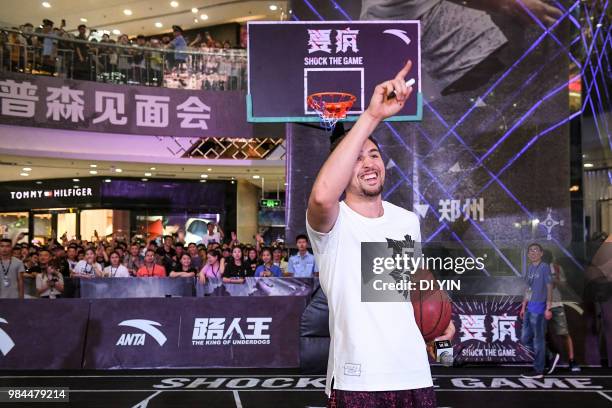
[[83, 297, 305, 369], [452, 297, 531, 363], [0, 72, 253, 138]]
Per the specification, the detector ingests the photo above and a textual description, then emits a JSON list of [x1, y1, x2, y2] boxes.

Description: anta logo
[[116, 319, 167, 347], [0, 317, 16, 356]]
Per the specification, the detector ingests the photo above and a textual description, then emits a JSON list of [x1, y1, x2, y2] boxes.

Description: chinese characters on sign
[[192, 317, 272, 346], [0, 79, 210, 129], [453, 299, 529, 362], [439, 198, 485, 222], [0, 73, 253, 138], [307, 28, 360, 54]]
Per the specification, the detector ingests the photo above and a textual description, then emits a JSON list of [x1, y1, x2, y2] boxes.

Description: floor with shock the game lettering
[[0, 366, 611, 407]]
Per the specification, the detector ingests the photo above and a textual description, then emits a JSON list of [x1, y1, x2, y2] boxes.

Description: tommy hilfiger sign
[[0, 179, 100, 210], [9, 187, 93, 200]]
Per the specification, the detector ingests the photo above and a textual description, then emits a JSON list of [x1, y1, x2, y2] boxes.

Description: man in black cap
[[170, 25, 187, 69]]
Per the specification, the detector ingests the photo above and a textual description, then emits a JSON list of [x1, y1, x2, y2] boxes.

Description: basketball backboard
[[247, 21, 422, 123]]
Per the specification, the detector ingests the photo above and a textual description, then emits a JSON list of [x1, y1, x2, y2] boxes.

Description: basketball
[[411, 269, 452, 342]]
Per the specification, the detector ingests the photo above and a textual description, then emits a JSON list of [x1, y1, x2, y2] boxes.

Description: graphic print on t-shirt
[[386, 234, 418, 300]]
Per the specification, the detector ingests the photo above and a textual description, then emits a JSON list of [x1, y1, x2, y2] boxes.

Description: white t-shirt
[[306, 200, 432, 395], [73, 260, 102, 276], [201, 232, 221, 246], [103, 264, 130, 278]]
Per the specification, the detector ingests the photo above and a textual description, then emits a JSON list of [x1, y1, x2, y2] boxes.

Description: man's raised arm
[[307, 60, 414, 233]]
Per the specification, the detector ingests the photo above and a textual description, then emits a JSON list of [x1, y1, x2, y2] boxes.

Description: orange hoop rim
[[307, 92, 357, 119]]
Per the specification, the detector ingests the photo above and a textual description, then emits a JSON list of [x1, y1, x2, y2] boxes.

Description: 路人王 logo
[[191, 317, 272, 346], [116, 319, 167, 346], [0, 317, 16, 356]]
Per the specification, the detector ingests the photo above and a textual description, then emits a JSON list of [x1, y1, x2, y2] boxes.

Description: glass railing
[[0, 27, 247, 90]]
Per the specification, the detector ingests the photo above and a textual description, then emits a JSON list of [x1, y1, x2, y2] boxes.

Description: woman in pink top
[[198, 249, 225, 284]]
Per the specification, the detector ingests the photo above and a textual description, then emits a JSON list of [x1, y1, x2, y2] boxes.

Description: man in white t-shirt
[[201, 222, 224, 247], [306, 61, 454, 407]]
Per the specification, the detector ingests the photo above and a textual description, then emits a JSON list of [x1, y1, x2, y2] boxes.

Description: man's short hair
[[175, 243, 184, 248], [295, 234, 309, 243], [77, 24, 86, 30], [0, 238, 12, 245], [528, 243, 543, 252], [329, 123, 380, 154]]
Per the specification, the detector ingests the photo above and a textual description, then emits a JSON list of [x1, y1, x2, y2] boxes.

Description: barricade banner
[[83, 297, 306, 369], [0, 299, 89, 369]]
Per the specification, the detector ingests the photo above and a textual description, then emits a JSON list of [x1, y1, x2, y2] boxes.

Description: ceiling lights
[[112, 29, 121, 35], [115, 168, 123, 173], [191, 7, 198, 13], [42, 2, 51, 8], [123, 9, 133, 16], [155, 22, 163, 28], [200, 14, 209, 20], [269, 4, 278, 11], [80, 18, 88, 23], [20, 172, 29, 177], [170, 1, 179, 7]]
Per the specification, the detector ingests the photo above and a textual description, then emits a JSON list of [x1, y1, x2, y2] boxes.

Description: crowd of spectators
[[0, 19, 246, 89], [0, 223, 318, 300]]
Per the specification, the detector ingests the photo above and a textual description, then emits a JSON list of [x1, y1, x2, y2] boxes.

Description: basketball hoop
[[307, 92, 356, 131]]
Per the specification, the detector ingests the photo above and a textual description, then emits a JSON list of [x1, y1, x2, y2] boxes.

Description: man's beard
[[361, 183, 383, 197]]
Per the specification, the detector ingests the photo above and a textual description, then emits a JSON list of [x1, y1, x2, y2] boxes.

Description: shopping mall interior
[[0, 0, 610, 407]]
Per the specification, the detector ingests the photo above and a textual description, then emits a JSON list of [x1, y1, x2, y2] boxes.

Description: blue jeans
[[521, 310, 547, 373]]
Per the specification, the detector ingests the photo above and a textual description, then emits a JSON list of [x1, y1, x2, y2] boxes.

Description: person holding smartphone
[[36, 259, 64, 299], [72, 248, 103, 278], [254, 248, 281, 277]]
